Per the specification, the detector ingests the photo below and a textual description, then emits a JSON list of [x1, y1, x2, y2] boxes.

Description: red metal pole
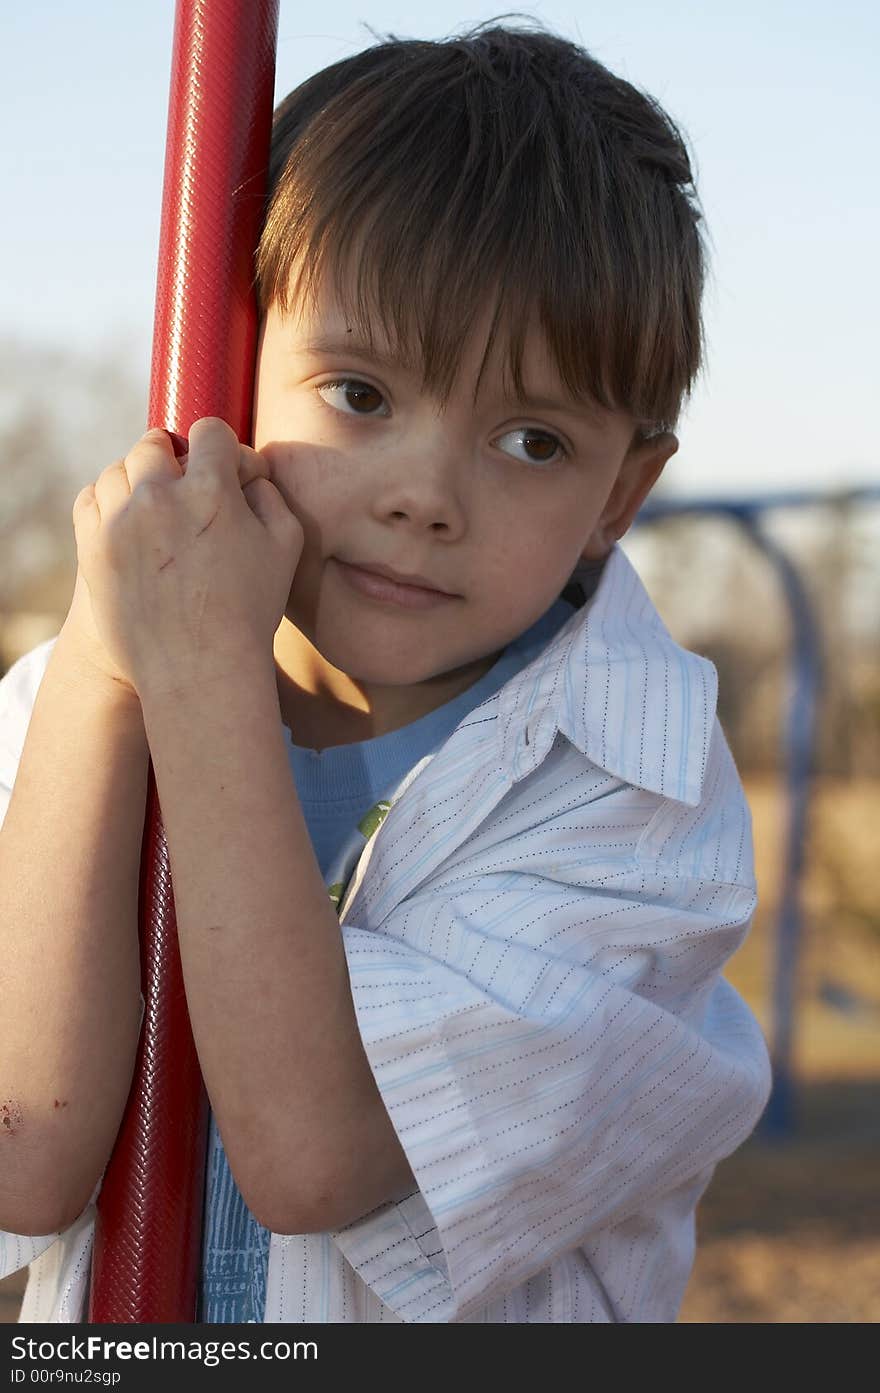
[[88, 0, 279, 1322]]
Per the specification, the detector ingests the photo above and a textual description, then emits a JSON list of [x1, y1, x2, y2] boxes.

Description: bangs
[[255, 26, 706, 433]]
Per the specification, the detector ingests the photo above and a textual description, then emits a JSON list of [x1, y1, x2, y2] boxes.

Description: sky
[[4, 0, 878, 499]]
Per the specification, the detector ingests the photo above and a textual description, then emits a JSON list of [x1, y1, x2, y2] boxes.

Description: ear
[[581, 431, 678, 561]]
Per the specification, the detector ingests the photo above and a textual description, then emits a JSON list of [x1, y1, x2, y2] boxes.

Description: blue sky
[[4, 0, 878, 497]]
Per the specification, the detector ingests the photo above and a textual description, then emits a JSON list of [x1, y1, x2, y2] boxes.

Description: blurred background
[[2, 0, 878, 1323]]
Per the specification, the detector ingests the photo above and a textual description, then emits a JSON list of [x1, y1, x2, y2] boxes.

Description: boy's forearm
[[137, 652, 412, 1233], [0, 631, 149, 1235]]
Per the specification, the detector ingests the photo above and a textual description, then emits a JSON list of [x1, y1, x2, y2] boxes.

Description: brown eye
[[316, 379, 387, 415], [522, 432, 559, 462], [496, 427, 566, 466]]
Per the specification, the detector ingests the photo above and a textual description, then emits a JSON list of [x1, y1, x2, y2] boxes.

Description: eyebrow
[[305, 335, 409, 373], [304, 334, 593, 418]]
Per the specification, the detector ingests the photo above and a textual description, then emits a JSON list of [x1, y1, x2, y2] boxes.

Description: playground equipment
[[88, 0, 279, 1322], [636, 484, 880, 1136]]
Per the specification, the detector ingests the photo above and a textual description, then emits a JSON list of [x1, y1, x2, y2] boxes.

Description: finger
[[182, 417, 241, 493], [243, 478, 303, 544], [72, 482, 99, 538], [179, 419, 269, 491], [92, 459, 134, 519], [237, 443, 272, 490], [241, 476, 271, 522], [124, 427, 187, 493]]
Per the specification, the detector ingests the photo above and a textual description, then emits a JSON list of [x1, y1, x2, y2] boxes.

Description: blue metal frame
[[633, 486, 879, 1136]]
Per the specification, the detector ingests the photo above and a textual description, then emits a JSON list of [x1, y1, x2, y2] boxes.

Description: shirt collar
[[497, 543, 718, 807]]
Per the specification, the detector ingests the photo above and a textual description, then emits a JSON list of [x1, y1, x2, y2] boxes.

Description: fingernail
[[164, 430, 189, 459]]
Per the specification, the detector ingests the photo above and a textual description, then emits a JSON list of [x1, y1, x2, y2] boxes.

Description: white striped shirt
[[0, 542, 771, 1322]]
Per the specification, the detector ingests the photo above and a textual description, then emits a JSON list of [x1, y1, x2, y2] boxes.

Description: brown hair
[[256, 14, 707, 437]]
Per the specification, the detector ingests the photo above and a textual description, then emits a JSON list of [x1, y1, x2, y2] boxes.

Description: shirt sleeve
[[331, 867, 772, 1322], [0, 1168, 105, 1284], [0, 1228, 60, 1282], [0, 637, 58, 829]]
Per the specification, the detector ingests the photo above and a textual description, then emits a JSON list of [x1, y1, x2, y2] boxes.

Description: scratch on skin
[[195, 508, 220, 538], [53, 1099, 69, 1109], [157, 502, 219, 571], [1, 1099, 24, 1136]]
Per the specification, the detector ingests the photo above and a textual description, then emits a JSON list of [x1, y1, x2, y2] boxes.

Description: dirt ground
[[3, 775, 878, 1324], [679, 1077, 880, 1322], [680, 776, 880, 1322]]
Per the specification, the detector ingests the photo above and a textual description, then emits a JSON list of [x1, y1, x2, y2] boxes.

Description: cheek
[[262, 445, 348, 522], [488, 496, 592, 583]]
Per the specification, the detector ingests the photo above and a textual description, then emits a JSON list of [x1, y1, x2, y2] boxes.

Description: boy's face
[[253, 271, 677, 737]]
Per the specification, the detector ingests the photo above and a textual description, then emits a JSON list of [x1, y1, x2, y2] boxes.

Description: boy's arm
[[137, 650, 415, 1235], [0, 628, 148, 1236]]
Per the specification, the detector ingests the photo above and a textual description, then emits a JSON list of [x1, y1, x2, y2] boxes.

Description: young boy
[[0, 21, 770, 1323]]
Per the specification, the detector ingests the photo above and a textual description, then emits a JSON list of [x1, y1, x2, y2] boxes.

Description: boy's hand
[[71, 418, 304, 701]]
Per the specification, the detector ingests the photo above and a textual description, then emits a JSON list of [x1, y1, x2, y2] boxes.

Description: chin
[[318, 634, 473, 690], [337, 653, 445, 688]]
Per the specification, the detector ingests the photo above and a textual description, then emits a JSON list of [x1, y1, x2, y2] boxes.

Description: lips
[[333, 559, 461, 610], [341, 560, 457, 596]]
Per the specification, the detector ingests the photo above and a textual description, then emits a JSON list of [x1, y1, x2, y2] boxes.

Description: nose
[[369, 439, 467, 537]]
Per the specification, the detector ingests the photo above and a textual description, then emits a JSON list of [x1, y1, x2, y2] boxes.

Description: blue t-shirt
[[198, 595, 581, 1322]]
